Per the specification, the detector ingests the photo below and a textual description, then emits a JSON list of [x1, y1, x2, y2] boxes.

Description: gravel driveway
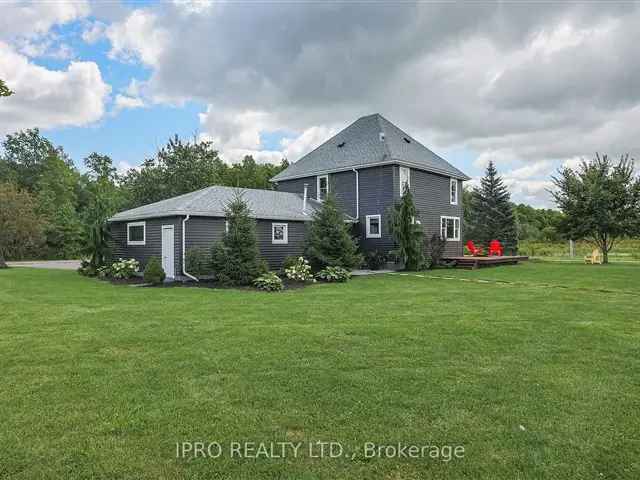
[[6, 260, 81, 270]]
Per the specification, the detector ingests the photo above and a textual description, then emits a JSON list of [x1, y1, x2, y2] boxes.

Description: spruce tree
[[467, 161, 518, 254], [211, 191, 265, 285], [305, 193, 362, 270], [388, 186, 424, 270]]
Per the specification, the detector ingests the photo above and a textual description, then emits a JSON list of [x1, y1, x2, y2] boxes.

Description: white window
[[399, 166, 410, 194], [127, 221, 146, 245], [440, 216, 460, 241], [272, 223, 288, 244], [450, 178, 458, 205], [366, 215, 382, 238], [317, 175, 329, 201], [224, 219, 229, 234]]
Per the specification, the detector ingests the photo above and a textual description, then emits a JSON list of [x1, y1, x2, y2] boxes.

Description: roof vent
[[337, 142, 346, 148], [379, 132, 385, 142], [403, 137, 411, 144]]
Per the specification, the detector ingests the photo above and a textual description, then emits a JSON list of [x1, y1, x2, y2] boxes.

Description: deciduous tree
[[552, 153, 640, 263], [0, 183, 45, 267]]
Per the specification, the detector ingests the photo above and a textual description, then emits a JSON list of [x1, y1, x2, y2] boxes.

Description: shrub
[[365, 250, 387, 270], [284, 257, 315, 283], [282, 255, 300, 271], [96, 265, 111, 279], [210, 192, 265, 286], [185, 247, 212, 277], [388, 186, 424, 271], [111, 258, 140, 279], [316, 266, 351, 283], [305, 193, 362, 270], [143, 257, 166, 284], [253, 272, 284, 291], [425, 234, 446, 269], [77, 259, 97, 277]]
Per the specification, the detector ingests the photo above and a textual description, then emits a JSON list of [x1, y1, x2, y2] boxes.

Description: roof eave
[[270, 159, 470, 183]]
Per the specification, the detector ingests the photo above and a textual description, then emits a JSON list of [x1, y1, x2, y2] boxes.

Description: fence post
[[569, 239, 575, 258]]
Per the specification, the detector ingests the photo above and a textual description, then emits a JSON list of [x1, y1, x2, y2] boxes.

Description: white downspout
[[352, 168, 359, 219], [303, 183, 308, 213], [182, 215, 198, 282]]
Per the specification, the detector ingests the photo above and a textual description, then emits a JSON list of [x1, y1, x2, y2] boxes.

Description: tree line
[[0, 128, 288, 263]]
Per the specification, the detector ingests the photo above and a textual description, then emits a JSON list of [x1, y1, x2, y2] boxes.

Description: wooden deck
[[442, 255, 529, 270]]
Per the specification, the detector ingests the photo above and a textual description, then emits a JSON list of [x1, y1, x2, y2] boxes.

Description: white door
[[161, 225, 175, 278]]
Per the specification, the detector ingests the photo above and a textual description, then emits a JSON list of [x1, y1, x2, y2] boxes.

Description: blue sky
[[2, 1, 638, 206]]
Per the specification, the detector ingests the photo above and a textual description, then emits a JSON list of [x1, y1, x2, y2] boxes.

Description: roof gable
[[271, 113, 469, 182]]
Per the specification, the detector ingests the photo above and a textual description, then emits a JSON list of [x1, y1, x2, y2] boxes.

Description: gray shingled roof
[[271, 113, 470, 182], [109, 186, 325, 222]]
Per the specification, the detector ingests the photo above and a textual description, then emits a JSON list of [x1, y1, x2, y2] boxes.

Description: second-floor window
[[317, 175, 329, 201], [450, 178, 458, 205], [399, 166, 410, 194]]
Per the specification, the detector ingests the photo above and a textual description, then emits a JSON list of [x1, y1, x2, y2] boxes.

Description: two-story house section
[[271, 114, 470, 257]]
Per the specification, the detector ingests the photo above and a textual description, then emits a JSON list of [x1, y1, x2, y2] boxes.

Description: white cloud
[[82, 20, 107, 44], [106, 9, 168, 66], [0, 1, 90, 40], [114, 94, 145, 112], [0, 42, 110, 136]]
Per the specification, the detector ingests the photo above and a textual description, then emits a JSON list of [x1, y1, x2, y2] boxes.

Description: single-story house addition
[[108, 186, 333, 280], [109, 113, 470, 279]]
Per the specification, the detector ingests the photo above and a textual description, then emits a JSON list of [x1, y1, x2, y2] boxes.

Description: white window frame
[[127, 221, 146, 246], [440, 216, 460, 241], [399, 166, 411, 193], [316, 174, 329, 201], [271, 223, 289, 244], [366, 214, 382, 239], [224, 219, 229, 234], [450, 178, 458, 205]]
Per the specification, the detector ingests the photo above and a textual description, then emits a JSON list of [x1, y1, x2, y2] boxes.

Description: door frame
[[161, 224, 175, 279]]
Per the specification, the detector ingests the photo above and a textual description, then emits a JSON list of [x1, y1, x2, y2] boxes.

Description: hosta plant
[[316, 266, 351, 283], [253, 272, 284, 292]]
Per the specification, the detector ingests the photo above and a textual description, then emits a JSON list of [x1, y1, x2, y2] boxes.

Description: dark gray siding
[[275, 170, 358, 218], [110, 216, 183, 276], [256, 220, 307, 268], [185, 216, 308, 269], [184, 216, 225, 251], [406, 167, 464, 256], [357, 165, 396, 253]]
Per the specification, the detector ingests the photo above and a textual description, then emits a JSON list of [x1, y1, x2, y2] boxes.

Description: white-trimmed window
[[366, 214, 382, 238], [127, 221, 146, 245], [399, 166, 410, 194], [317, 175, 329, 201], [440, 216, 460, 241], [224, 219, 229, 234], [272, 223, 288, 244], [450, 178, 458, 205]]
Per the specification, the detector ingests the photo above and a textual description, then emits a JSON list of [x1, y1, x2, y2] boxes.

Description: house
[[108, 114, 469, 279]]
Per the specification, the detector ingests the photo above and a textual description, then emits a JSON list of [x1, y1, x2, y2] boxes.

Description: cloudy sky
[[1, 1, 639, 206]]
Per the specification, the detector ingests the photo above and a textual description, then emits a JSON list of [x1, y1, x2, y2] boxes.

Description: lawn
[[1, 263, 638, 479]]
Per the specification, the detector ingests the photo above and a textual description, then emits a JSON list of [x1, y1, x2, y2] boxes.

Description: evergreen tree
[[211, 191, 266, 285], [466, 161, 518, 254], [305, 193, 362, 270], [388, 186, 424, 270]]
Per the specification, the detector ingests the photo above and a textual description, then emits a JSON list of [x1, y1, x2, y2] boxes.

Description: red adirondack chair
[[466, 240, 483, 256], [488, 239, 504, 256]]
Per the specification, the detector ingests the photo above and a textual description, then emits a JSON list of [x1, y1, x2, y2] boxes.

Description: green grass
[[519, 238, 640, 262], [1, 264, 639, 479]]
